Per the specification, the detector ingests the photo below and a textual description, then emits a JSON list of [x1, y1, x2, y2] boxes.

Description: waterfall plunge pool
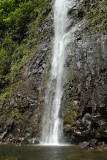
[[0, 144, 107, 160]]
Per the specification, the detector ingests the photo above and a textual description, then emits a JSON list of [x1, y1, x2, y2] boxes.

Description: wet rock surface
[[63, 0, 107, 149]]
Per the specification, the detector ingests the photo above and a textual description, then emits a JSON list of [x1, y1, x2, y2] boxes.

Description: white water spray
[[41, 0, 70, 145]]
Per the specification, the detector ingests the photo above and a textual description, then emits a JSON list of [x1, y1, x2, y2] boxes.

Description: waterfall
[[41, 0, 70, 145]]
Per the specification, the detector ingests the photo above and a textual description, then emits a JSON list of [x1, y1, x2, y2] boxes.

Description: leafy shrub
[[0, 0, 50, 93]]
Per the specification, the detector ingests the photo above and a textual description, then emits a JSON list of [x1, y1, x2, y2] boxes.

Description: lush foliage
[[83, 0, 107, 33], [0, 0, 50, 93]]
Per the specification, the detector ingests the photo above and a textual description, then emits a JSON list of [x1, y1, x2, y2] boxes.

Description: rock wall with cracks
[[63, 0, 107, 149], [0, 0, 107, 148]]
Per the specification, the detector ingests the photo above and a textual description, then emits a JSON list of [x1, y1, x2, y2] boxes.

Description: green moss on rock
[[64, 101, 78, 128], [83, 0, 107, 33]]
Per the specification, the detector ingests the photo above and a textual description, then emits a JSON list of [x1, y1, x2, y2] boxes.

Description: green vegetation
[[0, 107, 29, 123], [83, 0, 107, 33], [0, 0, 50, 94], [64, 101, 78, 127]]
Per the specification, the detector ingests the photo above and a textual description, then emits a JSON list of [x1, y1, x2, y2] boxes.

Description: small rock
[[74, 130, 81, 135], [89, 139, 98, 147], [64, 124, 72, 133], [82, 113, 92, 125], [0, 131, 7, 140], [80, 141, 89, 149]]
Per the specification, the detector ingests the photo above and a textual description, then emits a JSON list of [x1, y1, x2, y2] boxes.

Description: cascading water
[[41, 0, 70, 145]]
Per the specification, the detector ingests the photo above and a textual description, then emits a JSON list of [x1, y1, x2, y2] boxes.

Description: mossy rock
[[83, 0, 107, 33], [63, 101, 79, 128]]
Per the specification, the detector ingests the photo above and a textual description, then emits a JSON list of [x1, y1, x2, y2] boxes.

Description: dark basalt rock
[[63, 0, 107, 148], [80, 141, 90, 149]]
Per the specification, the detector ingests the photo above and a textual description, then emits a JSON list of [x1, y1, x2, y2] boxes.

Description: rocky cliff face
[[0, 9, 53, 144], [63, 0, 107, 149], [0, 0, 107, 148]]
